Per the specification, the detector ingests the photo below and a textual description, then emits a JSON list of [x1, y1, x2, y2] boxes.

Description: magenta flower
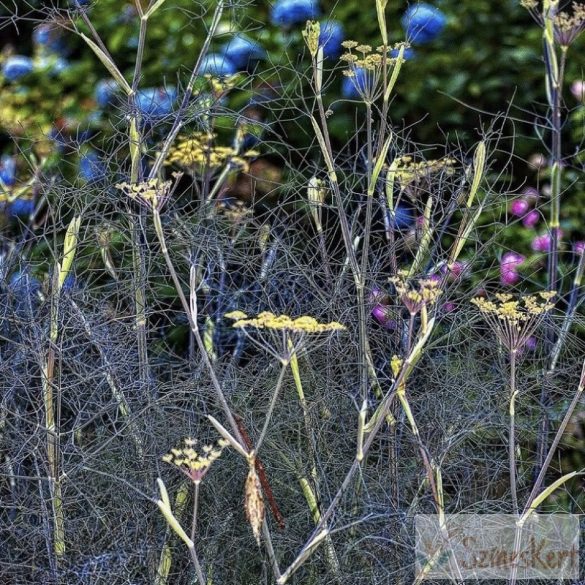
[[574, 241, 585, 256], [501, 251, 525, 269], [500, 268, 520, 286], [371, 305, 397, 330], [522, 210, 540, 228], [441, 261, 468, 280], [522, 187, 539, 200], [442, 301, 456, 314], [510, 198, 529, 217], [531, 234, 552, 252]]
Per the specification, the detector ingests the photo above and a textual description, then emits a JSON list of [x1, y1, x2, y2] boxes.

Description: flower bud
[[510, 198, 529, 217]]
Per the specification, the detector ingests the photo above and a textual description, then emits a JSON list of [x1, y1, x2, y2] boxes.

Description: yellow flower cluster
[[340, 41, 410, 73], [391, 156, 456, 186], [224, 311, 345, 334], [390, 273, 442, 315], [471, 292, 555, 324], [165, 132, 258, 172], [162, 437, 229, 483], [302, 21, 321, 58], [115, 178, 171, 209], [471, 292, 555, 351]]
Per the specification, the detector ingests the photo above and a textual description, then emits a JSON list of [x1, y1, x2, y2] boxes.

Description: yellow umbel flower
[[162, 437, 229, 484], [471, 291, 555, 351], [225, 310, 345, 334]]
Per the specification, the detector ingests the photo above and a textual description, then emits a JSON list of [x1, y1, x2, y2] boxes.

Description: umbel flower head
[[115, 178, 172, 211], [390, 272, 442, 316], [165, 132, 259, 174], [162, 437, 229, 484], [225, 310, 345, 361], [225, 310, 345, 334], [521, 1, 585, 47], [471, 292, 555, 352]]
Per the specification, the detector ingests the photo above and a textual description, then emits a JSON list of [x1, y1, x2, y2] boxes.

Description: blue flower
[[270, 0, 320, 27], [389, 204, 414, 230], [9, 198, 35, 218], [135, 87, 177, 118], [401, 3, 446, 45], [199, 53, 237, 77], [319, 20, 344, 59], [95, 79, 119, 108], [10, 271, 41, 294], [390, 47, 416, 60], [0, 155, 17, 186], [341, 67, 368, 99], [221, 36, 266, 71], [2, 56, 34, 82], [80, 150, 106, 182], [33, 25, 67, 55]]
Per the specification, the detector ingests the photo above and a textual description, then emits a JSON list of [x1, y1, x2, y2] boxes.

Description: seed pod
[[244, 459, 264, 545]]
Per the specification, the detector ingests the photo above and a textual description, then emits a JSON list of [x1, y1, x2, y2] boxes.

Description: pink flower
[[500, 268, 520, 286], [442, 301, 456, 314], [574, 241, 585, 256], [522, 210, 540, 228], [521, 187, 539, 200], [570, 80, 585, 101], [442, 261, 468, 280], [531, 234, 551, 252], [510, 198, 529, 217], [501, 251, 525, 268]]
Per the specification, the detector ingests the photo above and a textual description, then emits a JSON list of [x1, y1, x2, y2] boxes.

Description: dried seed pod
[[244, 459, 264, 545]]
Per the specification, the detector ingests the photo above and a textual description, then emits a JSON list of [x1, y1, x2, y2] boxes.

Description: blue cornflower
[[390, 47, 416, 60], [95, 79, 119, 108], [389, 204, 415, 230], [9, 198, 35, 218], [0, 155, 17, 186], [319, 20, 344, 60], [401, 3, 446, 44], [199, 53, 237, 77], [33, 25, 68, 55], [271, 0, 320, 27], [79, 150, 106, 182], [221, 36, 266, 71], [2, 56, 34, 82], [341, 67, 369, 99], [135, 87, 177, 118]]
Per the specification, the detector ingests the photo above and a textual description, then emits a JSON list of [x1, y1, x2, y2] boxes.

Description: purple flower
[[442, 301, 456, 314], [401, 3, 447, 45], [319, 20, 344, 59], [199, 53, 237, 77], [270, 0, 320, 26], [369, 287, 389, 305], [500, 267, 520, 286], [501, 251, 525, 269], [2, 55, 34, 82], [522, 210, 540, 228], [371, 305, 397, 330], [0, 155, 17, 186], [574, 241, 585, 256], [510, 198, 529, 217], [531, 234, 552, 252], [442, 261, 468, 280]]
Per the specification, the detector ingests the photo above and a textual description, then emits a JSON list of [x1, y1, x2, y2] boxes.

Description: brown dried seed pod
[[244, 463, 265, 545]]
